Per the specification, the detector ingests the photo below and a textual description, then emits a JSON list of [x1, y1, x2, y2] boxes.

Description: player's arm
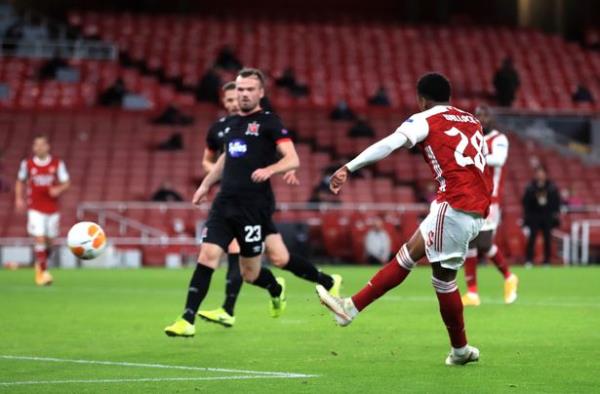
[[201, 148, 219, 174], [49, 160, 70, 197], [15, 160, 27, 212], [251, 141, 300, 183], [192, 153, 226, 205], [330, 117, 428, 194], [485, 134, 509, 167]]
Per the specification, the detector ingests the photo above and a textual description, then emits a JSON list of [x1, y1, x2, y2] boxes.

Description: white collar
[[33, 155, 52, 166]]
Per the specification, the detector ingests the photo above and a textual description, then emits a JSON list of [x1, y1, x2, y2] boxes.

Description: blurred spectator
[[196, 68, 222, 104], [151, 181, 183, 202], [2, 21, 23, 54], [214, 45, 242, 71], [522, 166, 561, 266], [560, 188, 584, 211], [572, 84, 594, 103], [157, 132, 183, 151], [368, 86, 391, 107], [276, 67, 309, 97], [152, 104, 194, 125], [348, 117, 375, 138], [493, 57, 520, 107], [38, 54, 69, 80], [365, 217, 391, 265], [98, 77, 127, 107], [330, 100, 356, 121]]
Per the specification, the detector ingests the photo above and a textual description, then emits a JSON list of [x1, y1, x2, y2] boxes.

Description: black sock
[[252, 267, 282, 297], [284, 254, 334, 289], [222, 254, 242, 316], [182, 264, 214, 324]]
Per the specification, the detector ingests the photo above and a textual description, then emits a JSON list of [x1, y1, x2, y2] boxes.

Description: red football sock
[[433, 277, 467, 348], [464, 253, 478, 294], [351, 248, 413, 311], [488, 245, 510, 279], [34, 244, 48, 272]]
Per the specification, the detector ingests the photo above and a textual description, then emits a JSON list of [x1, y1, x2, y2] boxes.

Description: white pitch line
[[0, 355, 317, 379], [0, 375, 310, 387]]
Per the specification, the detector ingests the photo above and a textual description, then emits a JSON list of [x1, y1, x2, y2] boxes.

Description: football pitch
[[1, 265, 599, 393]]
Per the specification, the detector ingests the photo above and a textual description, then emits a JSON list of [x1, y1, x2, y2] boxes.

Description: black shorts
[[202, 197, 278, 257]]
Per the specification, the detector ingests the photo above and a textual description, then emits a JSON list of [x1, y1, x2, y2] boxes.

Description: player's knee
[[267, 248, 289, 267], [197, 246, 221, 269]]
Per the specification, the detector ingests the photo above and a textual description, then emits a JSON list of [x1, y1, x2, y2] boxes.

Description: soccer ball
[[67, 221, 107, 260]]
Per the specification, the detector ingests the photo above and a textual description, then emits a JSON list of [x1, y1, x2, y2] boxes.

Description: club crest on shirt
[[245, 122, 260, 136]]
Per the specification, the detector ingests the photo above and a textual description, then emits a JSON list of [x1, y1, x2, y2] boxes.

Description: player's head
[[32, 135, 50, 158], [416, 73, 451, 111], [221, 81, 239, 115], [534, 166, 547, 184], [475, 105, 494, 133], [236, 68, 265, 114]]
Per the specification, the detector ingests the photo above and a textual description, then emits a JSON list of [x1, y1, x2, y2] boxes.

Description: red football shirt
[[17, 155, 69, 214], [397, 105, 492, 217]]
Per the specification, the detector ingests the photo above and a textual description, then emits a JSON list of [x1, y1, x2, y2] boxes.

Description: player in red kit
[[15, 135, 70, 286], [462, 105, 518, 306], [316, 73, 491, 365]]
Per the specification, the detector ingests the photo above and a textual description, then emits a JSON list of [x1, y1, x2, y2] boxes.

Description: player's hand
[[282, 170, 300, 186], [48, 186, 62, 198], [329, 166, 349, 194], [15, 198, 26, 213], [192, 185, 210, 205], [251, 167, 274, 183]]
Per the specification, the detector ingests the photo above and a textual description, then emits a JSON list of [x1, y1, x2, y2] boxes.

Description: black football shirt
[[206, 115, 234, 154], [219, 110, 291, 203]]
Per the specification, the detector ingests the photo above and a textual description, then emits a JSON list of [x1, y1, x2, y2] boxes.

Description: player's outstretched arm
[[346, 132, 409, 172], [193, 153, 226, 204], [252, 141, 299, 183], [330, 132, 409, 194]]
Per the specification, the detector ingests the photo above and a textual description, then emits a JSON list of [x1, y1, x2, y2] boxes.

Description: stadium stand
[[67, 12, 600, 112], [1, 106, 599, 263]]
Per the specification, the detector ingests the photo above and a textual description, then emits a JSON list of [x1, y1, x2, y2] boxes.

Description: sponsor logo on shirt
[[228, 139, 248, 158], [245, 122, 260, 136]]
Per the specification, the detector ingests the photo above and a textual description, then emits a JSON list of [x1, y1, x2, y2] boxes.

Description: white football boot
[[445, 345, 480, 366]]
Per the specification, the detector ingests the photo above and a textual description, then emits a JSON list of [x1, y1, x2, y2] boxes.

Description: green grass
[[1, 265, 599, 393]]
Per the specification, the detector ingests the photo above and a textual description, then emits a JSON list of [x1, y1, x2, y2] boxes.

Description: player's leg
[[482, 232, 518, 304], [461, 236, 481, 306], [28, 210, 51, 286], [316, 228, 422, 326], [541, 222, 552, 265], [239, 254, 286, 317], [265, 232, 341, 296], [431, 262, 478, 365], [222, 240, 242, 316], [165, 243, 224, 337], [427, 204, 482, 365], [197, 239, 241, 327], [525, 222, 539, 265], [234, 211, 286, 317], [165, 207, 231, 337]]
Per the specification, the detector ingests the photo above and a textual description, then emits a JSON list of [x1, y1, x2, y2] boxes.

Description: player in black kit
[[197, 81, 243, 328], [165, 68, 341, 337]]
